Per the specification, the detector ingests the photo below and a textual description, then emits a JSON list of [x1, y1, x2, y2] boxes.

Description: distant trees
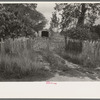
[[33, 17, 47, 33], [49, 11, 60, 35], [50, 12, 59, 28], [0, 4, 47, 40]]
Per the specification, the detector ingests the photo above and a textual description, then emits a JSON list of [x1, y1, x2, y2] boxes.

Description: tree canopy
[[53, 3, 100, 40], [0, 4, 47, 40], [54, 3, 100, 29]]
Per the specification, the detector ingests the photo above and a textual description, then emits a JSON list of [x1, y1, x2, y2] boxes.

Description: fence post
[[64, 36, 67, 50], [1, 38, 4, 54]]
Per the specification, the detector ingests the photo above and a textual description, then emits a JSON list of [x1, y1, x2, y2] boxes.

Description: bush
[[66, 26, 99, 40], [91, 25, 100, 38]]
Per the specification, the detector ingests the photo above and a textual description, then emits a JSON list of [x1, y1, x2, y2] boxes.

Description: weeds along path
[[33, 37, 100, 81]]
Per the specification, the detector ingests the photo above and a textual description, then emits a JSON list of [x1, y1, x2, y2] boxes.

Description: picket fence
[[1, 37, 100, 67], [0, 37, 53, 54], [65, 37, 100, 67], [0, 37, 34, 54]]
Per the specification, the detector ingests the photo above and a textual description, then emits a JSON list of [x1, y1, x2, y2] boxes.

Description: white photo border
[[0, 1, 100, 99]]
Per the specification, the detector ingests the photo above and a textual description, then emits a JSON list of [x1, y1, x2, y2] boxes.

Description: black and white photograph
[[0, 2, 100, 81]]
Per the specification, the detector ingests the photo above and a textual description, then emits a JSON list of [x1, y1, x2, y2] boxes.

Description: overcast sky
[[37, 3, 55, 28]]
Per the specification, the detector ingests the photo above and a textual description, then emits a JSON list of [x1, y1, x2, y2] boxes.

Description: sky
[[37, 3, 55, 28]]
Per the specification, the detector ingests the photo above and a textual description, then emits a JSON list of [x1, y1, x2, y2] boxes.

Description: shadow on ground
[[0, 71, 54, 81]]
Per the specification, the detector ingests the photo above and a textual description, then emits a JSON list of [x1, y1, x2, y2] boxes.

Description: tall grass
[[0, 38, 52, 80], [0, 50, 51, 79]]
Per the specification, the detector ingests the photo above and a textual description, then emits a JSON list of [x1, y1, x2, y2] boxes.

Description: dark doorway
[[41, 31, 49, 37]]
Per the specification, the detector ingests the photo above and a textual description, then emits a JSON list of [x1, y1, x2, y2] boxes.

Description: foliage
[[50, 12, 60, 28], [66, 26, 99, 40], [90, 24, 100, 38], [33, 18, 47, 32], [0, 8, 22, 40], [0, 4, 47, 40], [54, 3, 100, 29]]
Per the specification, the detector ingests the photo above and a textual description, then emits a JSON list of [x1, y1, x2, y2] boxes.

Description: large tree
[[53, 3, 100, 40], [0, 4, 47, 40], [54, 3, 100, 29]]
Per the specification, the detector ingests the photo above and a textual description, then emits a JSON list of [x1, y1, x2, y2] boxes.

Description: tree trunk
[[77, 3, 87, 27]]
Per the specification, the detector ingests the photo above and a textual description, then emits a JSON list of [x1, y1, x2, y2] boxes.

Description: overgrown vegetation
[[66, 26, 99, 40], [91, 25, 100, 38], [0, 39, 53, 80], [1, 3, 100, 81], [0, 4, 47, 41], [50, 3, 100, 69]]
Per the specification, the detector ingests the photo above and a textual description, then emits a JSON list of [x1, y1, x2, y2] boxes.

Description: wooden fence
[[65, 37, 100, 67], [1, 37, 100, 67], [0, 37, 52, 54], [0, 37, 34, 54]]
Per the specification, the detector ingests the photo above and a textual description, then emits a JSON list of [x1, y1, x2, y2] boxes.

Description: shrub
[[91, 25, 100, 38], [66, 26, 99, 40]]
